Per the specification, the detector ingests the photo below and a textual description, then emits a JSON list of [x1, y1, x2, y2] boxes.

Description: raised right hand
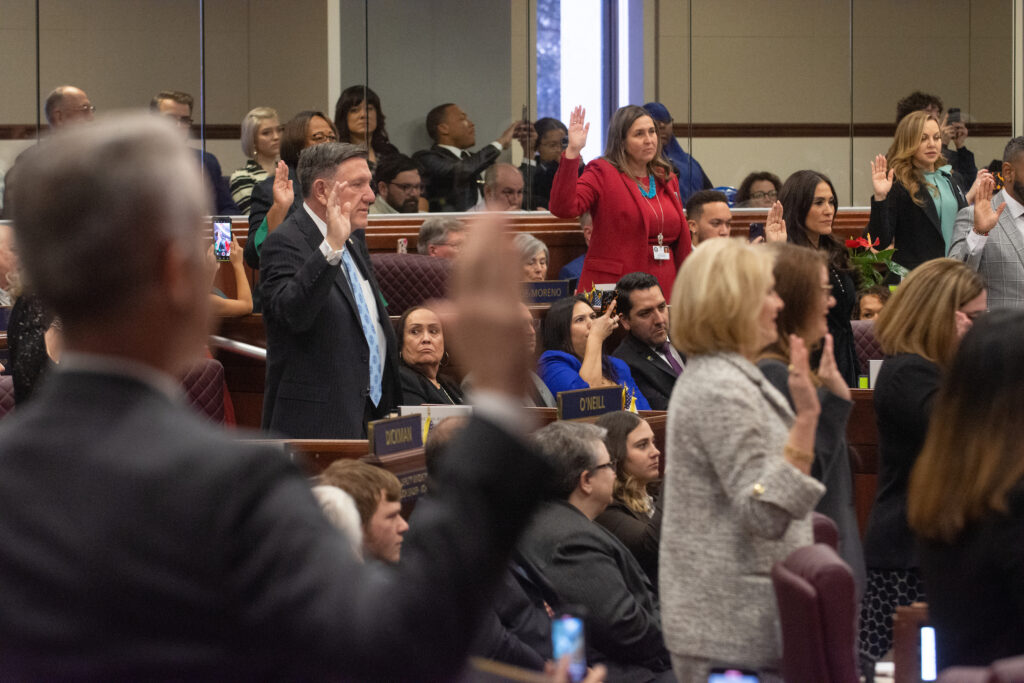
[[764, 200, 787, 243], [871, 154, 894, 201], [272, 159, 293, 208], [324, 180, 353, 250], [565, 105, 590, 159], [787, 335, 821, 419], [972, 174, 1006, 236]]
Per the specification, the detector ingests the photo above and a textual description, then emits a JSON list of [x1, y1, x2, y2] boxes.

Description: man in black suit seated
[[0, 112, 551, 680], [260, 142, 401, 438], [151, 90, 239, 215], [413, 103, 519, 212], [518, 421, 673, 682], [611, 272, 684, 411]]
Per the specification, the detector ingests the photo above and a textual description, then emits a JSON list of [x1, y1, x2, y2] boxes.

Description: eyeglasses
[[63, 104, 96, 114], [589, 462, 615, 474], [750, 190, 778, 200], [309, 131, 338, 143], [390, 182, 425, 193], [821, 284, 833, 295]]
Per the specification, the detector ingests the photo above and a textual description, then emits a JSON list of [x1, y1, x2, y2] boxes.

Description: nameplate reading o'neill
[[522, 280, 572, 304], [367, 414, 423, 455], [557, 385, 626, 420]]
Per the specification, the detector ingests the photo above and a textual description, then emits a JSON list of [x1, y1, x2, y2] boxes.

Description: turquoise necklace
[[637, 174, 656, 198]]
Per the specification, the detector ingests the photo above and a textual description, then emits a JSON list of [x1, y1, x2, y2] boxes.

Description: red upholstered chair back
[[812, 512, 840, 550], [370, 253, 451, 316], [0, 374, 14, 418], [180, 358, 225, 423], [852, 319, 884, 375], [771, 543, 859, 683]]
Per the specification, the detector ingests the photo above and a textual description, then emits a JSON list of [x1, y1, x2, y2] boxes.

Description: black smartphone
[[552, 613, 586, 683], [947, 108, 961, 123], [748, 222, 766, 243], [213, 216, 232, 262]]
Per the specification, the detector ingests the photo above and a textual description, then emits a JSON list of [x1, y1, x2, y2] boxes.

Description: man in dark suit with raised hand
[[0, 113, 551, 680], [611, 272, 684, 411], [260, 142, 401, 438]]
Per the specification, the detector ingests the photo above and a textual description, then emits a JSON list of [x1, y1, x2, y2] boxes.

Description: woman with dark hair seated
[[538, 295, 650, 410], [398, 305, 464, 406], [594, 410, 663, 587], [333, 85, 399, 170], [909, 310, 1024, 669], [524, 117, 568, 210], [735, 171, 782, 208], [245, 110, 338, 269], [756, 243, 866, 598]]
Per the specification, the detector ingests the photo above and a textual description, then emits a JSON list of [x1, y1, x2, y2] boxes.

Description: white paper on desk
[[399, 405, 474, 441], [869, 359, 883, 389]]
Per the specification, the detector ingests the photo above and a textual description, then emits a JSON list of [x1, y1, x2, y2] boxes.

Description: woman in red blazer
[[549, 105, 692, 295]]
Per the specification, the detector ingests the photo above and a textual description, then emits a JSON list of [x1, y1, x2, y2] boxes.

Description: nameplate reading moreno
[[557, 385, 625, 420]]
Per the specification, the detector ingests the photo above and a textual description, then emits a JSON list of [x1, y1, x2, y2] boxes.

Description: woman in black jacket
[[397, 305, 464, 406], [866, 110, 969, 275], [859, 258, 986, 665], [594, 410, 662, 588]]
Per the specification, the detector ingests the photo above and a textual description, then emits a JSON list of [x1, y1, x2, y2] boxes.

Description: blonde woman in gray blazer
[[659, 238, 826, 683]]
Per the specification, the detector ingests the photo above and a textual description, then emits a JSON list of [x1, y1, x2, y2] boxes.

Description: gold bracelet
[[784, 444, 814, 466]]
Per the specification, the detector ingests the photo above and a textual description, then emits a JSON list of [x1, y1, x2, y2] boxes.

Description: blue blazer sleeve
[[537, 351, 589, 397]]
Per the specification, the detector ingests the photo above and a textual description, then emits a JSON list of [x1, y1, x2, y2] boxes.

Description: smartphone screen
[[552, 614, 586, 683], [748, 222, 766, 243], [920, 626, 937, 681], [708, 669, 760, 682], [213, 217, 232, 262]]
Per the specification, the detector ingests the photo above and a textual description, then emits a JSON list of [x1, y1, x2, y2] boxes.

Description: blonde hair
[[908, 311, 1024, 542], [240, 106, 279, 159], [874, 258, 985, 369], [887, 110, 943, 208], [670, 238, 775, 358]]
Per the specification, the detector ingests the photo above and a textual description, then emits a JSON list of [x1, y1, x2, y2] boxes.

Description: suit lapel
[[295, 210, 359, 312], [995, 195, 1024, 269], [618, 172, 653, 240], [628, 335, 675, 378], [916, 185, 941, 235]]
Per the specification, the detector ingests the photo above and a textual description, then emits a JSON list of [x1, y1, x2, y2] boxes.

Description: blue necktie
[[341, 247, 382, 406]]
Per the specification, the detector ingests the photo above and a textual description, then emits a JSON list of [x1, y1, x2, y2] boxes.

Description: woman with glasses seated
[[398, 305, 464, 406], [735, 171, 782, 208], [333, 85, 399, 172], [230, 107, 281, 215], [594, 410, 663, 588], [245, 110, 338, 269], [538, 295, 649, 411], [859, 258, 986, 667]]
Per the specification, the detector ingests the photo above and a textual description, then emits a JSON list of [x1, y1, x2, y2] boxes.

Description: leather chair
[[0, 374, 14, 419], [180, 358, 226, 423], [370, 252, 451, 316], [812, 512, 839, 550], [852, 319, 884, 377], [771, 543, 859, 683]]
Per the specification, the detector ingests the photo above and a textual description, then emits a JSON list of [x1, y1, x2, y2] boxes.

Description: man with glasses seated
[[370, 153, 423, 214], [518, 421, 674, 682], [150, 90, 238, 214], [473, 163, 526, 212], [45, 85, 95, 129]]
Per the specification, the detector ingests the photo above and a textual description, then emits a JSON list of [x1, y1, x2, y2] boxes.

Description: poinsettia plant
[[845, 234, 905, 288]]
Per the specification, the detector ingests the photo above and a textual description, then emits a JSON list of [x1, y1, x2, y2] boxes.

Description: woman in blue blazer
[[538, 295, 650, 411]]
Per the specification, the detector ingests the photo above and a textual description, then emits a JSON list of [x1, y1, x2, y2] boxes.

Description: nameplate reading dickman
[[367, 414, 423, 455]]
